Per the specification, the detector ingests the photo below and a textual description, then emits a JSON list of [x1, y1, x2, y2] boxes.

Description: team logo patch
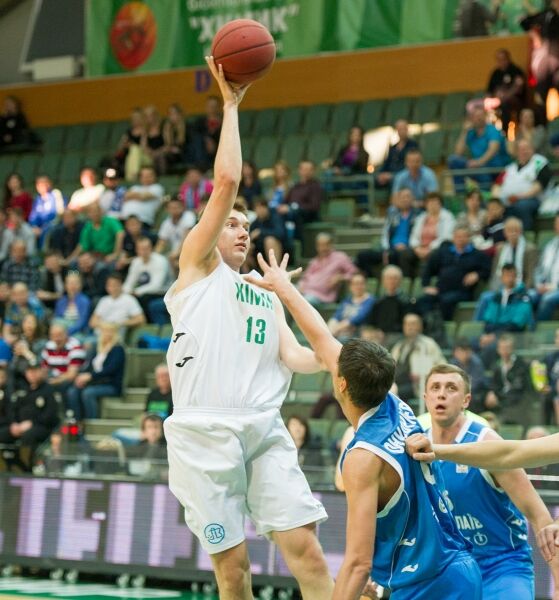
[[35, 396, 45, 408], [204, 523, 225, 544], [473, 532, 488, 546], [456, 464, 469, 474]]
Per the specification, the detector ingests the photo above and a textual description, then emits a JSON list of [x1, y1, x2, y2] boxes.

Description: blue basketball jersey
[[431, 419, 533, 576], [342, 393, 470, 591]]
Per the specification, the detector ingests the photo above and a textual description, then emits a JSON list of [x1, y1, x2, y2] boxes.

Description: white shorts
[[164, 406, 328, 554]]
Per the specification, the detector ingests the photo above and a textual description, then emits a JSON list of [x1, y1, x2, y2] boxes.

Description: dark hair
[[465, 189, 482, 201], [426, 363, 471, 395], [453, 337, 472, 351], [487, 196, 503, 206], [141, 413, 164, 430], [338, 339, 395, 409], [425, 191, 443, 204], [4, 172, 24, 205], [501, 262, 517, 273], [106, 272, 123, 283], [253, 197, 269, 208], [135, 235, 153, 247], [287, 415, 310, 447]]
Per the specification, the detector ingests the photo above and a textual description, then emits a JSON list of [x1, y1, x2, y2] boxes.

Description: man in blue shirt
[[392, 149, 439, 204], [415, 363, 559, 597], [248, 251, 482, 599]]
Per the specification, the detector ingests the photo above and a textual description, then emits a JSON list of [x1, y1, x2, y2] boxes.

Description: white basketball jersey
[[164, 261, 292, 410]]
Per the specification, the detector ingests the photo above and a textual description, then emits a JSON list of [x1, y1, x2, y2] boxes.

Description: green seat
[[288, 372, 329, 403], [453, 301, 478, 323], [329, 420, 350, 446], [456, 321, 484, 340], [419, 129, 446, 166], [366, 278, 379, 295], [253, 136, 280, 169], [306, 133, 334, 167], [83, 149, 106, 169], [125, 349, 167, 388], [37, 153, 63, 180], [537, 230, 556, 250], [86, 122, 112, 150], [330, 102, 359, 134], [242, 137, 256, 163], [307, 418, 334, 444], [252, 108, 279, 136], [535, 321, 559, 343], [107, 120, 130, 149], [401, 276, 413, 295], [0, 155, 17, 182], [411, 95, 442, 124], [36, 126, 66, 152], [445, 125, 463, 157], [64, 124, 90, 151], [500, 424, 524, 440], [444, 322, 457, 347], [238, 110, 255, 137], [276, 107, 305, 136], [302, 104, 332, 135], [58, 152, 85, 184], [357, 100, 386, 130], [317, 303, 338, 321], [279, 135, 306, 172], [324, 198, 355, 225], [126, 324, 160, 347], [385, 97, 413, 125], [440, 92, 470, 125], [14, 154, 40, 183]]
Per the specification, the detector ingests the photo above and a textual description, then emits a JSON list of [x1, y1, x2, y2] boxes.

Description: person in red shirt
[[4, 173, 32, 221]]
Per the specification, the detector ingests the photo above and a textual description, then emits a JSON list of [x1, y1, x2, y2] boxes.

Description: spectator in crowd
[[90, 272, 146, 336], [332, 126, 370, 175], [162, 103, 189, 171], [115, 214, 154, 275], [2, 283, 45, 345], [141, 105, 166, 175], [8, 313, 47, 378], [0, 240, 39, 290], [178, 165, 213, 212], [479, 196, 506, 253], [0, 282, 9, 324], [499, 139, 551, 230], [155, 196, 195, 270], [53, 273, 92, 338], [456, 189, 488, 238], [41, 322, 86, 398], [534, 213, 559, 320], [298, 233, 357, 305], [144, 364, 172, 418], [0, 208, 14, 263], [68, 167, 105, 212], [364, 265, 411, 337], [508, 108, 546, 156], [191, 95, 222, 171], [327, 273, 375, 341], [406, 192, 456, 276], [76, 252, 109, 306], [239, 161, 262, 209], [391, 313, 445, 400], [0, 364, 59, 462], [523, 425, 559, 488], [391, 149, 439, 203], [4, 173, 32, 220], [417, 226, 491, 320], [99, 167, 127, 219], [355, 187, 421, 277], [490, 216, 537, 290], [484, 334, 536, 426], [286, 415, 324, 468], [115, 107, 147, 181], [249, 199, 286, 265], [543, 329, 559, 424], [122, 236, 170, 320], [375, 119, 419, 189], [29, 175, 65, 247], [121, 166, 164, 228], [8, 207, 35, 256], [284, 160, 325, 225], [268, 160, 292, 209], [449, 338, 489, 412], [66, 322, 125, 420], [454, 0, 501, 37], [0, 96, 35, 152], [48, 209, 83, 261], [67, 202, 124, 264], [129, 414, 168, 465], [449, 106, 509, 185], [487, 48, 527, 131]]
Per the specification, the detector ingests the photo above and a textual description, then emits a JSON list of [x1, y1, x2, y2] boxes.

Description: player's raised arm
[[246, 251, 342, 374], [175, 58, 249, 292], [406, 432, 559, 470]]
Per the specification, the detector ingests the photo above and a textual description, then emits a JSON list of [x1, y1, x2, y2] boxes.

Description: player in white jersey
[[162, 57, 333, 600]]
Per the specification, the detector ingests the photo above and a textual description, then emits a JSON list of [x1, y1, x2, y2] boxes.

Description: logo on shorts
[[204, 523, 225, 544]]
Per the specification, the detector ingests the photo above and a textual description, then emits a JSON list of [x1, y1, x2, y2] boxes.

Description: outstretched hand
[[244, 250, 302, 294], [538, 522, 559, 562], [205, 56, 250, 107], [405, 433, 436, 462]]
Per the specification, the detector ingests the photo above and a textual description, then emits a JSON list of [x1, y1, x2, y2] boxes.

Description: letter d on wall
[[195, 70, 211, 93]]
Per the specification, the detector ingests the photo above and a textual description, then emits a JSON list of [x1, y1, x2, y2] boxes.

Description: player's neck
[[431, 414, 467, 445]]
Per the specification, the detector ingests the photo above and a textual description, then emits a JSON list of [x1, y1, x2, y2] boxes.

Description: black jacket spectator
[[48, 214, 83, 259], [379, 139, 418, 177]]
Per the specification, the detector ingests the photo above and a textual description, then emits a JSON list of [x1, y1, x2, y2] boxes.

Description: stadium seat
[[86, 122, 112, 150], [537, 230, 555, 249], [83, 149, 106, 169], [453, 301, 477, 323], [64, 124, 90, 151], [252, 108, 279, 136], [306, 133, 335, 167], [357, 99, 386, 130], [241, 137, 256, 163], [276, 106, 305, 136], [308, 418, 334, 445], [279, 134, 307, 171], [323, 198, 356, 225], [329, 102, 359, 134], [58, 152, 85, 184], [385, 97, 413, 124], [35, 153, 61, 183], [499, 424, 524, 440], [444, 322, 457, 346], [329, 420, 350, 446], [456, 321, 484, 340], [534, 321, 559, 343], [302, 104, 332, 135], [107, 120, 129, 149], [14, 153, 40, 183], [253, 136, 280, 169], [127, 324, 160, 347], [440, 91, 470, 125], [126, 349, 167, 387], [35, 126, 66, 153], [419, 129, 446, 165], [366, 278, 379, 295], [411, 94, 442, 124], [288, 372, 329, 404], [238, 110, 255, 137]]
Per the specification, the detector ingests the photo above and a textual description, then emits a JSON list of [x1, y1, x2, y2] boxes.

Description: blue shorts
[[481, 559, 534, 599], [393, 552, 482, 600]]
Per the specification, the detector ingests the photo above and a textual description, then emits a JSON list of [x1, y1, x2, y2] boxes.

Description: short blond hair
[[425, 363, 471, 395]]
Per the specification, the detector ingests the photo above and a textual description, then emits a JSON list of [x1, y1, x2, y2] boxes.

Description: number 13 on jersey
[[246, 316, 266, 344]]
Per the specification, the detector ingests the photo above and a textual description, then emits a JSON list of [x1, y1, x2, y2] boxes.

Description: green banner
[[85, 0, 523, 77]]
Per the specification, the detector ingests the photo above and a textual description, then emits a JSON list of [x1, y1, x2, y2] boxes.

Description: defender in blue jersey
[[421, 364, 559, 598], [246, 252, 482, 600]]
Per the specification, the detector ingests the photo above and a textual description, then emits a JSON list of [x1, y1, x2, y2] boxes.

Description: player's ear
[[338, 376, 348, 394], [463, 393, 472, 411]]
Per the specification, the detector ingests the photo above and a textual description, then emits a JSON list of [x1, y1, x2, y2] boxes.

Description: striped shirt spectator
[[41, 325, 86, 380]]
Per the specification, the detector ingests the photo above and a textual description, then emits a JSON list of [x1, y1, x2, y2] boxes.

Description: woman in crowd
[[268, 160, 292, 209], [332, 125, 370, 175], [456, 189, 488, 237], [4, 173, 32, 221], [8, 313, 47, 392], [327, 273, 375, 341], [162, 103, 188, 171], [239, 160, 262, 209], [286, 415, 323, 468], [508, 108, 546, 155], [53, 272, 91, 338]]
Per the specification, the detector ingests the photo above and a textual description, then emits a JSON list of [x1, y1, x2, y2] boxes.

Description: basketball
[[211, 19, 276, 85]]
